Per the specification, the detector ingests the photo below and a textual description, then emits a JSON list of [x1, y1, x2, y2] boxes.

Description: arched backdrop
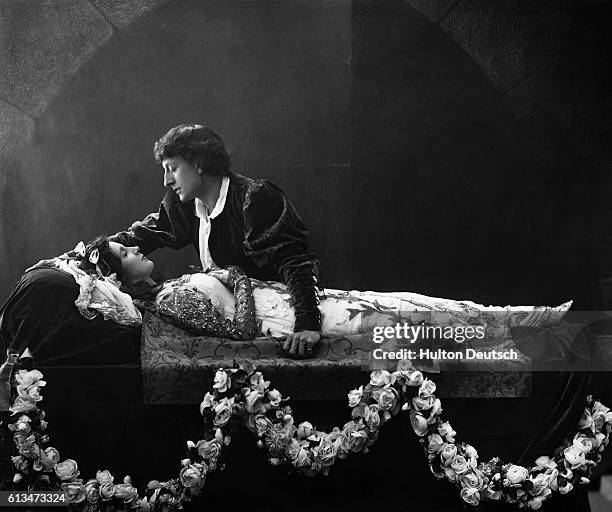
[[1, 0, 610, 308]]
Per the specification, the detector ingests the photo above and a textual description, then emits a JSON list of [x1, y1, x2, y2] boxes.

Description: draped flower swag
[[1, 354, 611, 511]]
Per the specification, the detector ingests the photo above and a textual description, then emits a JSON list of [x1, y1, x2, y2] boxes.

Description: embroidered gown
[[154, 267, 572, 340]]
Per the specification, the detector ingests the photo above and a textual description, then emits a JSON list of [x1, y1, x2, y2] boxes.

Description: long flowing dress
[[154, 268, 572, 340]]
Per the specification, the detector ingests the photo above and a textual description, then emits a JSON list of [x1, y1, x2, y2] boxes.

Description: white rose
[[450, 455, 469, 476], [528, 473, 550, 496], [440, 443, 457, 466], [412, 395, 435, 412], [99, 483, 115, 501], [244, 391, 265, 415], [41, 447, 60, 470], [369, 370, 394, 388], [464, 444, 478, 460], [213, 397, 234, 427], [331, 432, 350, 458], [16, 382, 45, 402], [460, 487, 480, 506], [14, 369, 44, 388], [315, 436, 338, 467], [427, 433, 444, 454], [199, 392, 215, 415], [267, 389, 282, 407], [55, 459, 80, 481], [506, 465, 529, 485], [196, 439, 222, 460], [10, 415, 32, 435], [460, 469, 485, 490], [364, 405, 381, 431], [563, 445, 586, 469], [294, 447, 310, 468], [61, 481, 86, 504], [534, 456, 555, 470], [249, 371, 269, 391], [547, 469, 559, 491], [405, 370, 424, 387], [213, 369, 230, 393], [438, 422, 456, 442], [9, 396, 37, 414], [429, 398, 442, 417], [593, 410, 607, 430], [572, 435, 593, 454], [95, 470, 114, 486], [297, 421, 314, 439], [409, 410, 428, 436], [348, 386, 363, 407], [179, 464, 205, 492], [593, 432, 606, 448], [418, 379, 436, 397], [347, 430, 368, 453], [375, 388, 397, 411], [246, 414, 271, 437], [592, 401, 610, 414], [343, 422, 368, 452]]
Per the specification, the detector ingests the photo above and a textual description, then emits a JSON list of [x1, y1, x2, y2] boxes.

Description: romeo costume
[[110, 172, 322, 333]]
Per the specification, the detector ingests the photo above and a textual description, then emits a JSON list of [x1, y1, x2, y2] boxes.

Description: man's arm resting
[[242, 180, 322, 335], [109, 190, 194, 253]]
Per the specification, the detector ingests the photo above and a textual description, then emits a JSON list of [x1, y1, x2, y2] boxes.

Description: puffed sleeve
[[242, 180, 321, 332], [109, 189, 195, 254]]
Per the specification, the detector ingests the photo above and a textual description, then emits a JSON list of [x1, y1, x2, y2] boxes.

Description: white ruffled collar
[[31, 258, 142, 327]]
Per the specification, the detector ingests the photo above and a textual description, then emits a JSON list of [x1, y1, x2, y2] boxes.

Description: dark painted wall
[[1, 0, 610, 311], [2, 0, 351, 295], [350, 0, 538, 303]]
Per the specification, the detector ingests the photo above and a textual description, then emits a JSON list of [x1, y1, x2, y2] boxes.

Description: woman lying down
[[31, 237, 572, 354]]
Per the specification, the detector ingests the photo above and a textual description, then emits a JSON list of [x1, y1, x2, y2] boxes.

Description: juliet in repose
[[37, 237, 571, 355]]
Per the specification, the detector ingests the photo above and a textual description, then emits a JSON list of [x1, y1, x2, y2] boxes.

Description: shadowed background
[[0, 1, 611, 507], [0, 0, 610, 308]]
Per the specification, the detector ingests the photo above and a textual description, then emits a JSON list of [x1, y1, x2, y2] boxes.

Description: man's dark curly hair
[[153, 124, 231, 176]]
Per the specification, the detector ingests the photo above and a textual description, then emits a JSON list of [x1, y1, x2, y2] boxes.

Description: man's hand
[[282, 330, 321, 358]]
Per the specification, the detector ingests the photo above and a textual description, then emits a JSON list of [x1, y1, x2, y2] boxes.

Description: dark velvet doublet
[[111, 172, 321, 332]]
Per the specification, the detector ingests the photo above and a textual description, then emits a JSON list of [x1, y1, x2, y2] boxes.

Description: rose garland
[[1, 353, 228, 511], [1, 354, 611, 511], [201, 359, 612, 509]]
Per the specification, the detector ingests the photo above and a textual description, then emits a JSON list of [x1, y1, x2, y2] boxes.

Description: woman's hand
[[282, 331, 321, 359]]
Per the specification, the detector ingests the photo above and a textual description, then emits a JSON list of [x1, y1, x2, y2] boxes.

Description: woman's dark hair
[[77, 236, 159, 301], [77, 236, 121, 277], [153, 124, 231, 176]]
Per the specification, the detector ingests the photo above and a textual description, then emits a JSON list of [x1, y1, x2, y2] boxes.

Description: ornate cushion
[[141, 312, 532, 404]]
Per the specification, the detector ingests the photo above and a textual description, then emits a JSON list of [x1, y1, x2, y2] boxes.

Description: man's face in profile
[[162, 156, 202, 202]]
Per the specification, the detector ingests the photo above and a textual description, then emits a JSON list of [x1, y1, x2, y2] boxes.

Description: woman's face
[[108, 242, 154, 283], [162, 156, 202, 202]]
